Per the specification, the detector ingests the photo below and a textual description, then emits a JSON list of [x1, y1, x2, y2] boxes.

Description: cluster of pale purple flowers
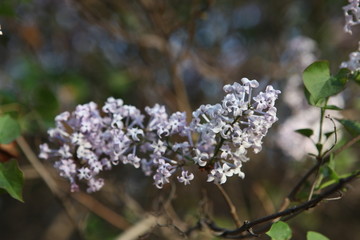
[[341, 43, 360, 72], [39, 79, 280, 192], [341, 1, 360, 72], [343, 0, 360, 34]]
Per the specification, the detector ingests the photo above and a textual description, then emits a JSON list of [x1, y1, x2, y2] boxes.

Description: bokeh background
[[0, 0, 360, 239]]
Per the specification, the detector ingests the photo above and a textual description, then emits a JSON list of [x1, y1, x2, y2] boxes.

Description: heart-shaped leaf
[[303, 61, 348, 105]]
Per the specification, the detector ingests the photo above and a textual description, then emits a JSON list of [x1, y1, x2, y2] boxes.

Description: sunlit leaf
[[266, 221, 292, 240], [303, 61, 348, 105], [307, 231, 330, 240], [0, 159, 24, 202]]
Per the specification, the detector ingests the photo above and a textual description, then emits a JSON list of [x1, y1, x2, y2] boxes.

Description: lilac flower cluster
[[343, 0, 360, 34], [341, 43, 360, 72], [39, 79, 280, 192]]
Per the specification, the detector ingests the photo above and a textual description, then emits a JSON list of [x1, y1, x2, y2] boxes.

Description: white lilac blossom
[[341, 43, 360, 72], [39, 79, 280, 192], [343, 0, 360, 34], [177, 170, 194, 185]]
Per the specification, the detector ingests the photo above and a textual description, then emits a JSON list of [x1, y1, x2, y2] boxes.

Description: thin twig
[[321, 115, 338, 157], [216, 184, 242, 228], [307, 157, 324, 201]]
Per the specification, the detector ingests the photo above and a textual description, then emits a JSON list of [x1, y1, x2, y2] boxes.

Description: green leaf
[[303, 61, 348, 105], [324, 131, 335, 139], [307, 231, 330, 240], [323, 105, 342, 110], [315, 143, 323, 153], [266, 221, 292, 240], [0, 115, 21, 144], [318, 178, 338, 189], [0, 159, 24, 202], [304, 87, 326, 107], [317, 156, 340, 190], [295, 128, 314, 138], [321, 165, 338, 180], [336, 119, 360, 136], [349, 70, 360, 85]]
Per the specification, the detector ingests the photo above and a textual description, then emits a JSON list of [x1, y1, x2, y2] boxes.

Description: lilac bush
[[39, 79, 280, 192]]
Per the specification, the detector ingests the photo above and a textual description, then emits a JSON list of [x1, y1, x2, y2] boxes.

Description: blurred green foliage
[[84, 213, 121, 240]]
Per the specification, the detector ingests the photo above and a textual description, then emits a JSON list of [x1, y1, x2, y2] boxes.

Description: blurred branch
[[137, 0, 193, 115], [16, 136, 130, 232], [252, 182, 276, 215], [16, 137, 62, 196], [215, 183, 242, 228], [116, 214, 158, 240], [160, 183, 189, 238], [72, 0, 168, 52], [72, 191, 130, 230], [16, 136, 85, 238]]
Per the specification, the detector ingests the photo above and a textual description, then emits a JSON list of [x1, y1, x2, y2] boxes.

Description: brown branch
[[202, 171, 360, 239], [216, 184, 242, 228], [72, 192, 130, 230], [17, 136, 130, 231], [252, 182, 276, 215], [16, 136, 85, 239], [116, 215, 158, 240], [16, 136, 62, 196]]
